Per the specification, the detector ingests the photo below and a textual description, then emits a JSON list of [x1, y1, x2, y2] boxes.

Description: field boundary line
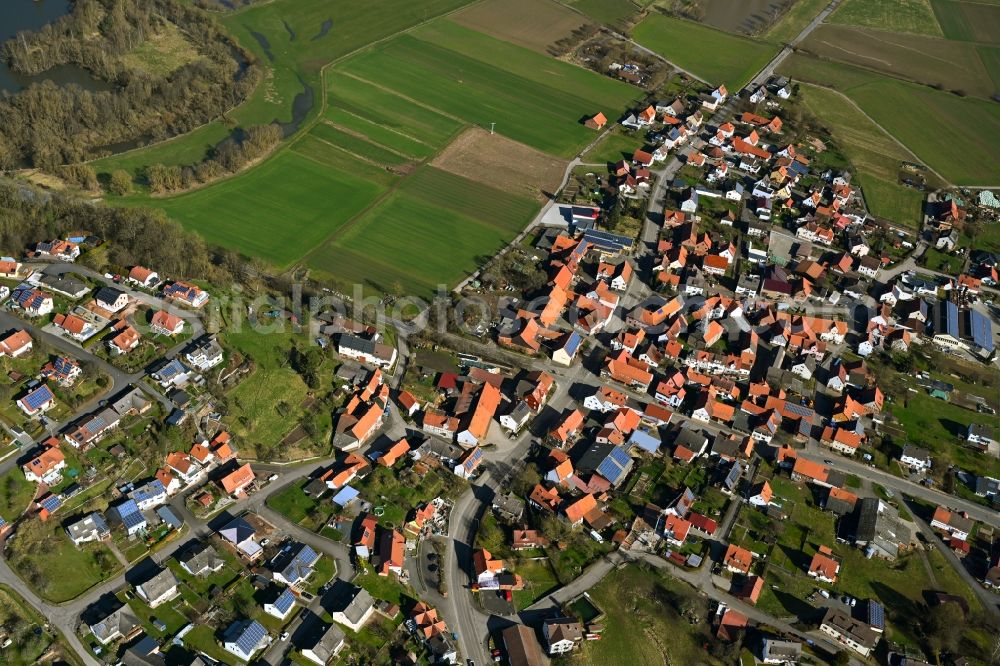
[[331, 107, 438, 148], [334, 70, 468, 124], [289, 140, 387, 171], [319, 119, 419, 160], [797, 81, 955, 188]]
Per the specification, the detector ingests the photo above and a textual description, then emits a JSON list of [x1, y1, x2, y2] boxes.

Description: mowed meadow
[[138, 4, 639, 294]]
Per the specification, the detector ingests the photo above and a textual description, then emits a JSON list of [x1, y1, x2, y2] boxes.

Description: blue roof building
[[18, 384, 55, 415], [629, 428, 661, 454], [223, 620, 270, 661], [577, 442, 634, 487], [274, 543, 321, 587], [264, 587, 296, 619]]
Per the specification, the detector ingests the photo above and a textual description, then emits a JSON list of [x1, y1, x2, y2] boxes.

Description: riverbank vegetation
[[0, 0, 259, 169]]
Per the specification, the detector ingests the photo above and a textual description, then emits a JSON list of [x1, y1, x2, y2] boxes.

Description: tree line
[[0, 0, 260, 170], [142, 123, 283, 194], [0, 177, 236, 283]]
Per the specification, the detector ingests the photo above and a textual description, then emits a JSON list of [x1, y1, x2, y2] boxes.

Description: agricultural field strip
[[800, 23, 1000, 100], [778, 55, 1000, 186]]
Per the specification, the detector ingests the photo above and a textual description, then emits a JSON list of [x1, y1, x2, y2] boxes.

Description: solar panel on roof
[[867, 600, 885, 629], [23, 386, 54, 410], [782, 402, 813, 417], [117, 499, 140, 516], [273, 588, 295, 612], [122, 512, 145, 530], [597, 457, 625, 484], [609, 445, 632, 467], [237, 621, 267, 653], [970, 310, 994, 351], [40, 495, 62, 512]]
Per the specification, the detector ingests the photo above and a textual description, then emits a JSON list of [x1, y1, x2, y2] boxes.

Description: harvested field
[[799, 84, 924, 227], [801, 24, 1000, 99], [658, 0, 794, 36], [452, 0, 591, 53], [829, 0, 943, 36], [932, 0, 1000, 44], [563, 0, 640, 29], [632, 13, 778, 87], [780, 54, 1000, 185], [431, 128, 566, 201]]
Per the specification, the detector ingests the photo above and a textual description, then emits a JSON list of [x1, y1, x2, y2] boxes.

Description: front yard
[[7, 518, 121, 602]]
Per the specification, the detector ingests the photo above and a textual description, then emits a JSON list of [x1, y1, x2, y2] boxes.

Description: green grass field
[[780, 55, 1000, 185], [829, 0, 943, 36], [798, 85, 924, 227], [336, 21, 638, 158], [121, 14, 633, 292], [632, 13, 778, 89], [155, 147, 385, 266], [92, 0, 474, 177], [582, 129, 643, 164], [578, 566, 721, 665], [932, 0, 1000, 44], [309, 167, 535, 297]]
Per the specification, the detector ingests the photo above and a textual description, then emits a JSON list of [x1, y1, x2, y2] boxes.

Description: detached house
[[163, 281, 209, 308], [338, 333, 397, 368], [35, 239, 80, 262], [151, 310, 185, 336], [22, 444, 66, 484], [11, 286, 53, 317], [930, 506, 973, 541], [0, 330, 32, 357], [127, 266, 159, 288], [18, 384, 55, 416], [108, 321, 140, 355], [807, 546, 840, 583]]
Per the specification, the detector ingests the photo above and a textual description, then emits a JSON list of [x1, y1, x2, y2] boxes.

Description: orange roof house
[[377, 438, 411, 467], [791, 458, 830, 485], [738, 575, 765, 605], [458, 382, 501, 446], [379, 529, 405, 576], [151, 310, 184, 336], [563, 493, 598, 526], [128, 266, 158, 286], [0, 330, 32, 357], [411, 602, 448, 640], [108, 321, 140, 355], [473, 548, 506, 581], [808, 546, 840, 583], [53, 313, 89, 337], [549, 409, 585, 446], [723, 544, 753, 574], [355, 513, 378, 554], [326, 453, 369, 489], [219, 463, 255, 496], [584, 112, 607, 130], [189, 443, 213, 464], [529, 484, 561, 512]]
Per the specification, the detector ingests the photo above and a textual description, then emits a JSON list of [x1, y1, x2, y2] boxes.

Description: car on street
[[281, 632, 289, 641], [268, 473, 279, 482]]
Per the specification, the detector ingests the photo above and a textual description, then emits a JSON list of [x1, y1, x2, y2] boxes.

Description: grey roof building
[[330, 586, 375, 631], [301, 623, 346, 665], [65, 512, 110, 545], [852, 498, 910, 559], [179, 542, 225, 577], [90, 605, 142, 645], [136, 568, 179, 608]]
